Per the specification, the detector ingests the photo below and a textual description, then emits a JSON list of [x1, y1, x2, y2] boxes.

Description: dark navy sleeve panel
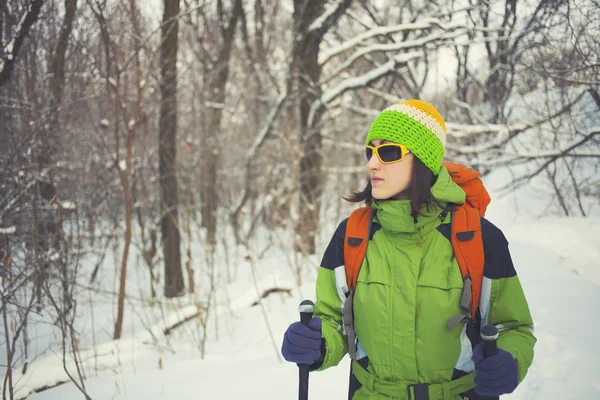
[[320, 218, 348, 270], [481, 218, 517, 279], [435, 217, 517, 279]]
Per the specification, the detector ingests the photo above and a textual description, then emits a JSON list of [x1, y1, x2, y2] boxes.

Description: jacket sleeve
[[482, 219, 536, 383], [312, 219, 349, 371]]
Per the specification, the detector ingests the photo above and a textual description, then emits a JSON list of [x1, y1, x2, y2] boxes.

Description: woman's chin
[[371, 190, 386, 200], [372, 189, 409, 201]]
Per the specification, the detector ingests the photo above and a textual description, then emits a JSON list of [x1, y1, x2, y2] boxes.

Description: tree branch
[[308, 51, 423, 127], [500, 128, 600, 191], [0, 0, 45, 87], [307, 0, 352, 36]]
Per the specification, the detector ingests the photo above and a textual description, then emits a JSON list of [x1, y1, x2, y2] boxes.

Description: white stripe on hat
[[384, 103, 446, 146]]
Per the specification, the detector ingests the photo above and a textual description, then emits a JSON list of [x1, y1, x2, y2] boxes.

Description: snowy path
[[8, 217, 600, 400]]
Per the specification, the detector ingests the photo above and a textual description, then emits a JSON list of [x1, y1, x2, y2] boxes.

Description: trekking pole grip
[[300, 299, 314, 327], [480, 325, 499, 357], [298, 300, 315, 400]]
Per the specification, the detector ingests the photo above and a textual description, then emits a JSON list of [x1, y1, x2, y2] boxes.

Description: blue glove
[[472, 343, 519, 396], [281, 318, 322, 365]]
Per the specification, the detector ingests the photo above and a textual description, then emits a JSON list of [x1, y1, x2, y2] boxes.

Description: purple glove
[[281, 318, 322, 365], [472, 343, 519, 396]]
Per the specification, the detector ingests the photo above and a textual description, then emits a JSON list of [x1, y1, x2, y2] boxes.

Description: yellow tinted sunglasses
[[365, 143, 410, 164]]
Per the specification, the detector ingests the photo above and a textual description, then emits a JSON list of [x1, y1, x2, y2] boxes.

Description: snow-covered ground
[[3, 166, 600, 400]]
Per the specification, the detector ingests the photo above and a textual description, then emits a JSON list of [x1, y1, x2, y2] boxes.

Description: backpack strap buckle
[[447, 275, 473, 330], [343, 288, 357, 359]]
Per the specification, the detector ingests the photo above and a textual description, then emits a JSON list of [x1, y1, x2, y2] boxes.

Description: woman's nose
[[366, 154, 381, 170]]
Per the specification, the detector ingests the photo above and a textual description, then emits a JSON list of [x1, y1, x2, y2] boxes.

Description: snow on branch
[[1, 178, 37, 222], [320, 17, 508, 66], [322, 29, 464, 81], [230, 92, 287, 215], [60, 201, 77, 211], [0, 226, 16, 235], [0, 0, 45, 87], [446, 121, 531, 139], [308, 0, 351, 33], [502, 128, 600, 190], [320, 18, 466, 65], [308, 51, 423, 127], [447, 89, 591, 152], [245, 92, 287, 165], [445, 121, 535, 155]]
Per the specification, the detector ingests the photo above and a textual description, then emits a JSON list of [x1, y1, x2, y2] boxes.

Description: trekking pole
[[298, 300, 315, 400], [480, 325, 499, 357], [480, 325, 500, 400]]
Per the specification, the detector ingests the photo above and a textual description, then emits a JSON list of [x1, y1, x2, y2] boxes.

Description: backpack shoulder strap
[[344, 206, 373, 292], [448, 205, 485, 329], [343, 206, 373, 360]]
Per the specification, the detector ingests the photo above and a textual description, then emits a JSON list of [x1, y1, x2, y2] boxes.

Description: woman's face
[[366, 139, 415, 200]]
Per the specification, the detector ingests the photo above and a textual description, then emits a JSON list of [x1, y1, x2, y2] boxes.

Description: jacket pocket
[[417, 261, 464, 290], [416, 267, 464, 318], [415, 264, 466, 377], [353, 262, 391, 366]]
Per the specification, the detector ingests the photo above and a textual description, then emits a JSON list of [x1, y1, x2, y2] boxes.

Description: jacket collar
[[370, 165, 465, 234]]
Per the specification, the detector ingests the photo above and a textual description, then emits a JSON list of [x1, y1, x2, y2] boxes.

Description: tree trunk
[[483, 0, 517, 121], [160, 0, 185, 298], [35, 0, 78, 308], [113, 132, 133, 339], [200, 0, 243, 247], [291, 0, 351, 254], [296, 26, 322, 255]]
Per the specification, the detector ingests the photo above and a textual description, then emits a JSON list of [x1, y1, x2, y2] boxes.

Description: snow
[[1, 170, 597, 400], [1, 19, 598, 397], [60, 201, 77, 210], [204, 101, 225, 109], [308, 0, 346, 32], [0, 226, 16, 234]]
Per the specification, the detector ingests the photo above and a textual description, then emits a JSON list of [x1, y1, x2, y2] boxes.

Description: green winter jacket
[[313, 167, 536, 400]]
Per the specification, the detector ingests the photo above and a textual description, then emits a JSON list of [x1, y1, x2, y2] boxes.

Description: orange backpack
[[343, 162, 491, 344]]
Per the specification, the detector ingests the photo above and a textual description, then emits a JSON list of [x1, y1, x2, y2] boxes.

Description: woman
[[281, 100, 536, 400]]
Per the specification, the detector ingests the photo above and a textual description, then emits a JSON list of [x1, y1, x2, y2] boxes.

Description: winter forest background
[[0, 0, 599, 399]]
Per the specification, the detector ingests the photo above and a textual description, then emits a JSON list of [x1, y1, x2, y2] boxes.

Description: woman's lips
[[371, 177, 383, 184]]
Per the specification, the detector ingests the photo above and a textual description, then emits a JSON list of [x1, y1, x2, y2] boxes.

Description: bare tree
[[40, 0, 78, 313], [459, 0, 565, 122], [160, 0, 185, 297], [446, 0, 599, 215], [0, 2, 598, 394], [195, 0, 243, 248], [112, 0, 145, 340], [291, 0, 352, 255]]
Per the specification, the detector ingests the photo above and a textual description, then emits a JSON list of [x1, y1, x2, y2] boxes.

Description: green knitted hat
[[365, 99, 446, 174]]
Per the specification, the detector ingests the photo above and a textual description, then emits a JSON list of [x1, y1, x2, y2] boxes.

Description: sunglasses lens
[[378, 146, 402, 162], [365, 147, 373, 161]]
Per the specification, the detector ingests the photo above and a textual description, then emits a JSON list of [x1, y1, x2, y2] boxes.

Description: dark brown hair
[[344, 157, 453, 219]]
